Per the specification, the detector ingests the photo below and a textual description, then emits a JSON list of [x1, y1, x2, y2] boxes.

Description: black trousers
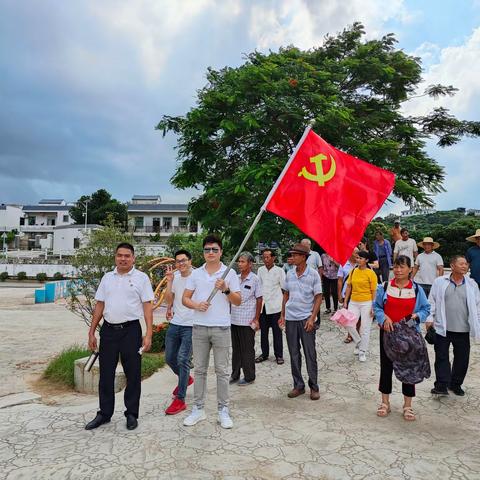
[[285, 319, 318, 391], [379, 329, 415, 397], [417, 283, 431, 298], [378, 257, 390, 283], [99, 320, 142, 419], [259, 308, 283, 359], [231, 324, 256, 382], [322, 277, 338, 311], [434, 331, 470, 389]]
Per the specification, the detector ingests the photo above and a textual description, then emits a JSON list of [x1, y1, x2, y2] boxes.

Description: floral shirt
[[321, 254, 339, 280]]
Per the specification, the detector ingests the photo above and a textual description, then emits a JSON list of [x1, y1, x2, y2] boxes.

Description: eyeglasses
[[203, 247, 220, 253], [175, 259, 188, 264]]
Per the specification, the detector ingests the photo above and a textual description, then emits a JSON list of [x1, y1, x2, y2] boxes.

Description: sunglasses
[[203, 247, 220, 253]]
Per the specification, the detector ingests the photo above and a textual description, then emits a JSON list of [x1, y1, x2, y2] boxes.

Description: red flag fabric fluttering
[[264, 129, 396, 264]]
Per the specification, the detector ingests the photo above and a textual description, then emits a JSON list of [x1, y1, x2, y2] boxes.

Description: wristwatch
[[222, 288, 231, 295]]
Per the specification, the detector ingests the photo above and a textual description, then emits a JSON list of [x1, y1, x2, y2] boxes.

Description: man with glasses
[[163, 250, 194, 415], [182, 235, 241, 428], [257, 248, 286, 364]]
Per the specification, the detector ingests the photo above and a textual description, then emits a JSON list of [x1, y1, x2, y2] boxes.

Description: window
[[134, 217, 144, 229], [152, 217, 161, 232], [20, 218, 25, 226], [163, 217, 172, 230], [63, 215, 69, 222], [47, 217, 56, 226], [74, 238, 80, 249], [28, 216, 36, 226], [179, 217, 188, 229]]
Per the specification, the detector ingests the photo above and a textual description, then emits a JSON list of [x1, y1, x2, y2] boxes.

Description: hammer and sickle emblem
[[298, 153, 336, 187]]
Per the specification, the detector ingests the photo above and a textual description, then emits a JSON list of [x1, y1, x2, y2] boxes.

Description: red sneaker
[[172, 376, 194, 397], [165, 398, 187, 415]]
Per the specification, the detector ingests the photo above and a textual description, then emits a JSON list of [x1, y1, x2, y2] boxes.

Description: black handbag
[[425, 326, 436, 345]]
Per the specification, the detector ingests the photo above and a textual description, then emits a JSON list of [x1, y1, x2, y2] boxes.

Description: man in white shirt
[[256, 249, 286, 364], [393, 228, 418, 264], [301, 238, 323, 325], [163, 249, 194, 415], [412, 237, 444, 297], [230, 252, 262, 385], [182, 235, 241, 429], [86, 242, 154, 431]]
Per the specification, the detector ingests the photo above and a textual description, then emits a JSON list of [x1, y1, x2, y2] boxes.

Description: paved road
[[0, 304, 479, 479]]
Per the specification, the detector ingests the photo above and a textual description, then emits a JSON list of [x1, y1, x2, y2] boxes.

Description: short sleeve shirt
[[394, 238, 418, 264], [321, 254, 339, 280], [414, 251, 443, 286], [257, 265, 285, 314], [171, 271, 194, 327], [306, 251, 323, 270], [95, 267, 154, 323], [284, 266, 322, 320], [185, 263, 241, 327], [466, 245, 480, 285], [231, 272, 262, 326]]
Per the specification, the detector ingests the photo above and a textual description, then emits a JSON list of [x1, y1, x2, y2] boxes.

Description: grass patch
[[43, 345, 165, 388]]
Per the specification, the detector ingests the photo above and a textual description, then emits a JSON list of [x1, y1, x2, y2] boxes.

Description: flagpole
[[206, 124, 313, 303]]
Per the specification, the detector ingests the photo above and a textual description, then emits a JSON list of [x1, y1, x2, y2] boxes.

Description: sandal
[[403, 406, 416, 421], [376, 402, 391, 417], [343, 335, 353, 344]]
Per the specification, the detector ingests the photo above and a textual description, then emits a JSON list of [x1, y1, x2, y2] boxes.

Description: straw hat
[[466, 229, 480, 242], [417, 237, 440, 249]]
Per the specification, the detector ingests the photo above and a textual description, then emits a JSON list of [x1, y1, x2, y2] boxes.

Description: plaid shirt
[[284, 266, 322, 320], [231, 271, 263, 326]]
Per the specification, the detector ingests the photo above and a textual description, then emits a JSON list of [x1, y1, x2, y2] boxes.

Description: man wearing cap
[[301, 238, 323, 325], [279, 244, 323, 400], [466, 229, 480, 288], [412, 237, 444, 298]]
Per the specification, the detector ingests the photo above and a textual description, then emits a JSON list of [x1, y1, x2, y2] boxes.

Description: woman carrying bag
[[373, 255, 431, 421]]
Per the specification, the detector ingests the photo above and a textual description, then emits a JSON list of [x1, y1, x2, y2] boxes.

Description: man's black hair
[[116, 242, 134, 254], [400, 228, 409, 234], [175, 249, 192, 260], [261, 248, 276, 258], [202, 234, 222, 249]]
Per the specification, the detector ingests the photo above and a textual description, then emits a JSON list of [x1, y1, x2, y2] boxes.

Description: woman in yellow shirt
[[344, 251, 378, 362]]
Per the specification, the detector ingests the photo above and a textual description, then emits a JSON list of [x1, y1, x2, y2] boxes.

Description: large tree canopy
[[157, 23, 480, 248], [69, 189, 127, 227]]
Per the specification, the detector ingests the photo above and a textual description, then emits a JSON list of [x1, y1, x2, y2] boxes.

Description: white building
[[400, 207, 436, 217], [20, 199, 75, 249], [0, 204, 23, 232], [127, 195, 201, 240], [53, 224, 100, 255]]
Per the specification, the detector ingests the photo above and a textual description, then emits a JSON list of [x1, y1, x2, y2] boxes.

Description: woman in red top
[[373, 256, 429, 421]]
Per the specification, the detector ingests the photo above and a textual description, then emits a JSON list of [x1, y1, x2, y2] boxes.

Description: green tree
[[67, 217, 150, 327], [165, 233, 205, 267], [69, 189, 127, 228], [157, 23, 480, 249]]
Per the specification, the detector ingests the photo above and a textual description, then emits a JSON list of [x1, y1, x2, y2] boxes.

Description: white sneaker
[[217, 406, 233, 429], [354, 343, 361, 355], [183, 406, 206, 426], [359, 352, 367, 362]]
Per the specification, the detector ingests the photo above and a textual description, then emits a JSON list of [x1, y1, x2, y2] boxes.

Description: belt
[[103, 319, 139, 330]]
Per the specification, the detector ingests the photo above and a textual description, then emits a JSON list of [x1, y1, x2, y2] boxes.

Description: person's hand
[[425, 321, 433, 330], [196, 301, 210, 312], [383, 316, 394, 332], [251, 319, 259, 331], [278, 315, 285, 329], [215, 279, 227, 291], [165, 265, 174, 283], [88, 332, 98, 351], [304, 318, 315, 332], [166, 307, 173, 321], [142, 334, 152, 352]]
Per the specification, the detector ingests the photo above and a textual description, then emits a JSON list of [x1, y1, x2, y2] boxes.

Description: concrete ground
[[0, 292, 479, 479]]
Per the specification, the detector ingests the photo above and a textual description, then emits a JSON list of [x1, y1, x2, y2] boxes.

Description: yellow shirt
[[347, 267, 378, 302]]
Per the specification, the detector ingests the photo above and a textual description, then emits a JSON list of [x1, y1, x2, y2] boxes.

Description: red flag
[[264, 128, 395, 264]]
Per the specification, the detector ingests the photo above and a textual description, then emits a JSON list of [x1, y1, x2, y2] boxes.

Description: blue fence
[[35, 280, 73, 304]]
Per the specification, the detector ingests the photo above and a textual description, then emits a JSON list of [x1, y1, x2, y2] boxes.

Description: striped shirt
[[231, 271, 262, 326], [284, 266, 322, 320]]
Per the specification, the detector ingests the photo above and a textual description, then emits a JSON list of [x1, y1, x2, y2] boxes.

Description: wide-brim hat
[[417, 237, 440, 249], [466, 229, 480, 242], [288, 243, 310, 257]]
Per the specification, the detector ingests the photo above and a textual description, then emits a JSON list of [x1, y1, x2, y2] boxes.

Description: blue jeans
[[165, 324, 192, 401]]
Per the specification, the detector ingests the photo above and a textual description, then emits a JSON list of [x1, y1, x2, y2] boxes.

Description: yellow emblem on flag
[[298, 153, 336, 187]]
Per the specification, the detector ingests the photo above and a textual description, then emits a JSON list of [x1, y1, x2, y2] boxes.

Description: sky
[[1, 0, 479, 215]]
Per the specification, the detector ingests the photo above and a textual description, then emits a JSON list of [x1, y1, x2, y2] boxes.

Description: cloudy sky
[[1, 0, 479, 214]]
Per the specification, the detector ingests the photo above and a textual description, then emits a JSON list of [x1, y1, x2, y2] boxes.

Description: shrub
[[0, 272, 8, 281], [151, 323, 169, 353], [36, 272, 48, 282], [141, 353, 165, 379], [44, 345, 90, 387], [53, 272, 64, 280], [17, 271, 27, 281]]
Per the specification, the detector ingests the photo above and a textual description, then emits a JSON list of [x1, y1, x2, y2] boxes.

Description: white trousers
[[346, 301, 373, 353]]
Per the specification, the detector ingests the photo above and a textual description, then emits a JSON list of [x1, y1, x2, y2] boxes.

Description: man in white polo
[[182, 234, 241, 428], [412, 237, 444, 298], [86, 242, 154, 431]]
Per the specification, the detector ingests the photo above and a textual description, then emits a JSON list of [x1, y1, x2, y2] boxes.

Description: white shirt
[[185, 262, 241, 327], [231, 272, 262, 326], [307, 250, 323, 270], [394, 238, 418, 264], [257, 265, 285, 314], [414, 251, 443, 285], [95, 267, 154, 323], [171, 271, 194, 327]]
